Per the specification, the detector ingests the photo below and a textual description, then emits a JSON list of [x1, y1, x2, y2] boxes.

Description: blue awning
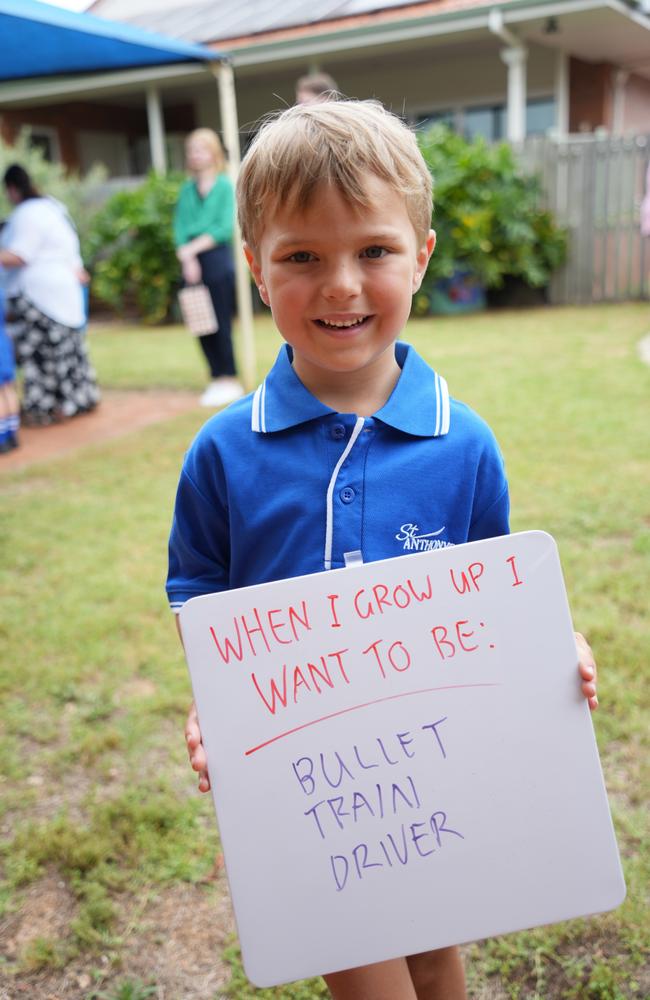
[[0, 0, 222, 81]]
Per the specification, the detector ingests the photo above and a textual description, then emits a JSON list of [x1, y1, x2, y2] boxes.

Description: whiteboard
[[180, 530, 625, 987]]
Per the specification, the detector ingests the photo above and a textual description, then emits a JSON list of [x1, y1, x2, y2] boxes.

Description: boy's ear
[[412, 230, 436, 293], [243, 242, 270, 306]]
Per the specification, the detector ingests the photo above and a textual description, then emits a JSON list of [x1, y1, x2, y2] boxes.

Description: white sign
[[180, 531, 625, 987]]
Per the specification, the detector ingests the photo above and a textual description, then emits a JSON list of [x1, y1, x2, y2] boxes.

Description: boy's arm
[[576, 631, 598, 711], [176, 615, 212, 793], [185, 701, 211, 793], [169, 444, 231, 794], [167, 454, 231, 610]]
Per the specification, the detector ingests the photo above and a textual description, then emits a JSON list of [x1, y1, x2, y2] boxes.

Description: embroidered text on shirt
[[395, 523, 454, 552]]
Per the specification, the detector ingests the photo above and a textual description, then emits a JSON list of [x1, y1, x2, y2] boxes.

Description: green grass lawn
[[0, 303, 648, 1000]]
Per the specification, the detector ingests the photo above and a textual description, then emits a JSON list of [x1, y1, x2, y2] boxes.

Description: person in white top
[[0, 164, 99, 424]]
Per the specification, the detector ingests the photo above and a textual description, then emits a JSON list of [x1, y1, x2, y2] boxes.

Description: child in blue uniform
[[0, 283, 20, 452], [167, 100, 598, 1000]]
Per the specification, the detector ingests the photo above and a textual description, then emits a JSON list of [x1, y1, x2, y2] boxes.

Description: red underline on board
[[244, 683, 501, 756]]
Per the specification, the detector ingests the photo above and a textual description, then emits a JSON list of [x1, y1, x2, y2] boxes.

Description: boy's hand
[[575, 631, 598, 711], [185, 701, 211, 793]]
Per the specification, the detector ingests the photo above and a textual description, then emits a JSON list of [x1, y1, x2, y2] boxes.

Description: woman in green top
[[174, 128, 243, 407]]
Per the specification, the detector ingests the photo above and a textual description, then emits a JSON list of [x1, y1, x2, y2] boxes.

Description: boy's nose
[[322, 261, 362, 300]]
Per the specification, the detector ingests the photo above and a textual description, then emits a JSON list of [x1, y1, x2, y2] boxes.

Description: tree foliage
[[418, 126, 567, 293]]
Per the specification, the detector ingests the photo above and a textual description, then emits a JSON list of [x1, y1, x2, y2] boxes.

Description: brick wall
[[569, 57, 611, 132], [569, 59, 650, 135]]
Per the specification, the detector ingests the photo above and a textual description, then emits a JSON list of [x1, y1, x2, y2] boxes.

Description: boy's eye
[[288, 251, 315, 263], [362, 246, 388, 259]]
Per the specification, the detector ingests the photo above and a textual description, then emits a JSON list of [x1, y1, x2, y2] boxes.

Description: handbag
[[178, 284, 219, 336]]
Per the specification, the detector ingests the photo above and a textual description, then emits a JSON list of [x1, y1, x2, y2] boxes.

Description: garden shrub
[[84, 172, 183, 325], [418, 126, 567, 296]]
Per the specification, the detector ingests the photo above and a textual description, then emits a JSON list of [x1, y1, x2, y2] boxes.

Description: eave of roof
[[218, 0, 490, 48], [205, 0, 649, 76], [0, 61, 212, 107]]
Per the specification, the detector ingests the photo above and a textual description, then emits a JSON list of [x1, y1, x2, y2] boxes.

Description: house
[[1, 0, 646, 306], [1, 0, 649, 176]]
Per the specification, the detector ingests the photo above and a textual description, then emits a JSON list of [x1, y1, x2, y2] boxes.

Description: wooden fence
[[519, 132, 650, 304]]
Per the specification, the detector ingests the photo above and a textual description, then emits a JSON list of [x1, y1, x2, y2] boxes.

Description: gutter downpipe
[[212, 59, 257, 393], [489, 8, 527, 144]]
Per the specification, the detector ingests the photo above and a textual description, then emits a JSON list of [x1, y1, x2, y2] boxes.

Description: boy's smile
[[245, 177, 435, 410]]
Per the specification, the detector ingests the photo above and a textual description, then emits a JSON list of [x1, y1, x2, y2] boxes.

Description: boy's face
[[244, 177, 435, 400]]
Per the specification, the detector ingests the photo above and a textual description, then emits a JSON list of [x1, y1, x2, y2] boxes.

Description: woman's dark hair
[[3, 163, 40, 201]]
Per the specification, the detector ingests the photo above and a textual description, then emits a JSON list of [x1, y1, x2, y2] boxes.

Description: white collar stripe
[[260, 378, 267, 433], [324, 416, 366, 571], [434, 372, 442, 437], [439, 376, 450, 435], [251, 384, 263, 433]]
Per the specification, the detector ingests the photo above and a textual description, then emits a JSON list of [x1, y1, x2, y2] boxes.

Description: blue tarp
[[0, 0, 221, 81]]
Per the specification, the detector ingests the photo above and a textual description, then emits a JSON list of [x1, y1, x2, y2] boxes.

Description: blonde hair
[[237, 100, 432, 247], [185, 128, 226, 172]]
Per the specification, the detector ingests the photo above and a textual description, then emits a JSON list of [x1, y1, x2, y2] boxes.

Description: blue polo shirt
[[167, 342, 509, 611]]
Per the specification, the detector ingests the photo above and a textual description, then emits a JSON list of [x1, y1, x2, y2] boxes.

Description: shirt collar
[[251, 342, 450, 438], [376, 342, 450, 437], [251, 344, 333, 432]]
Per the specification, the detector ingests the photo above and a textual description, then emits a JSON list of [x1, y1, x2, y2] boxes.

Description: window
[[464, 105, 504, 143], [27, 127, 60, 163], [414, 98, 555, 143], [414, 108, 455, 133], [526, 98, 555, 136]]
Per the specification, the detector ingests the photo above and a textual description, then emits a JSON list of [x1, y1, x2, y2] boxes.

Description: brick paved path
[[0, 389, 200, 473]]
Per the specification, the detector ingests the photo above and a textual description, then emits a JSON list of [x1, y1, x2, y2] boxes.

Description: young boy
[[167, 100, 598, 1000]]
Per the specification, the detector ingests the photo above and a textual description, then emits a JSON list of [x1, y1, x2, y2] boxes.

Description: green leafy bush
[[85, 172, 183, 324], [418, 126, 567, 294], [0, 128, 107, 249]]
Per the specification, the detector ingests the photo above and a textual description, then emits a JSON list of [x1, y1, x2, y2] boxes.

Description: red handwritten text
[[209, 600, 311, 664], [250, 648, 350, 714], [353, 575, 433, 620]]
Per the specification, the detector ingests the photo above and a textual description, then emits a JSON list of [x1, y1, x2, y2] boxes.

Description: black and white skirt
[[9, 293, 100, 423]]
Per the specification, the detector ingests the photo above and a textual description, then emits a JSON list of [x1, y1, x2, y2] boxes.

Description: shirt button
[[332, 424, 346, 440], [340, 487, 356, 504]]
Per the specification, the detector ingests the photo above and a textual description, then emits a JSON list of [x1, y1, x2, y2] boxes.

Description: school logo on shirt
[[395, 523, 454, 552]]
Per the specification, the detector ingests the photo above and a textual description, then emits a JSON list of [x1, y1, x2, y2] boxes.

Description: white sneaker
[[199, 378, 245, 408]]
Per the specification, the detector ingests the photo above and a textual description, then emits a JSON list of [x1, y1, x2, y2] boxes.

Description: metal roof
[[84, 0, 650, 81], [87, 0, 439, 44]]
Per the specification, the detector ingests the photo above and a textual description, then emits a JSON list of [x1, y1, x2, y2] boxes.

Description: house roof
[[86, 0, 650, 82], [0, 0, 222, 82], [87, 0, 438, 44]]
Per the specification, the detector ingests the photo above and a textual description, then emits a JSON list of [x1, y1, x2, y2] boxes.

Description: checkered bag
[[178, 284, 219, 336]]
